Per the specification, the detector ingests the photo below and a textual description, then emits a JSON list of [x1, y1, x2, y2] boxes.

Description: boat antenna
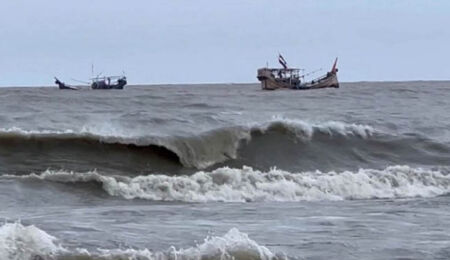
[[91, 63, 94, 78]]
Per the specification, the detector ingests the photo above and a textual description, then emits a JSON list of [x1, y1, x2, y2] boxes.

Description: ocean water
[[1, 81, 450, 260]]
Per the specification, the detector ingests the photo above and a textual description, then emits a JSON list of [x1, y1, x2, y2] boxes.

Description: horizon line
[[1, 79, 449, 88]]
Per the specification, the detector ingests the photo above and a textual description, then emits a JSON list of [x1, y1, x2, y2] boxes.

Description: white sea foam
[[0, 222, 64, 260], [9, 165, 450, 202], [90, 228, 279, 260], [0, 223, 278, 260]]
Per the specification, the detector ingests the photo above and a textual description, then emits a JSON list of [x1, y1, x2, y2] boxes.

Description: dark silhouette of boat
[[54, 77, 78, 90], [54, 73, 127, 90], [257, 55, 339, 90], [91, 76, 127, 89]]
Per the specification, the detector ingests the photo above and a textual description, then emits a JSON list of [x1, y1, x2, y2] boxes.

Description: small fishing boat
[[54, 71, 127, 90], [54, 77, 78, 90], [257, 55, 339, 90]]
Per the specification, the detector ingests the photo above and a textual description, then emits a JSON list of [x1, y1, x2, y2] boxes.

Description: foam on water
[[0, 223, 279, 260], [90, 228, 279, 260], [7, 165, 450, 202]]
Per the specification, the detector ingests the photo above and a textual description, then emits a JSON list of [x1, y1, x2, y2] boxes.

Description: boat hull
[[59, 86, 78, 90], [294, 73, 339, 90]]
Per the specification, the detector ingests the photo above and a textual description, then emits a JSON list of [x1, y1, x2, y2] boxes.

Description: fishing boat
[[257, 55, 339, 90], [91, 75, 127, 89], [54, 77, 78, 90], [54, 72, 127, 90]]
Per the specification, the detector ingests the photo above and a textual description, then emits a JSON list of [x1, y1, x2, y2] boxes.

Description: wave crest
[[0, 223, 280, 260], [255, 118, 374, 140], [92, 228, 278, 260], [0, 119, 375, 169]]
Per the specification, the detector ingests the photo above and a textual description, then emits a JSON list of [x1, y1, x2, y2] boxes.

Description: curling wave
[[6, 165, 450, 202], [0, 222, 281, 260], [0, 119, 375, 171]]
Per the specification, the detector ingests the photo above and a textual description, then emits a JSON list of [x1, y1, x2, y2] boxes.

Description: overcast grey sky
[[0, 0, 449, 86]]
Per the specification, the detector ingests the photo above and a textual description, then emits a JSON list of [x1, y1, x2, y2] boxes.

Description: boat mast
[[331, 57, 338, 74]]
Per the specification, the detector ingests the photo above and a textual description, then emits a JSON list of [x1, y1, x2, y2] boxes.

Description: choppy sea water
[[1, 81, 450, 260]]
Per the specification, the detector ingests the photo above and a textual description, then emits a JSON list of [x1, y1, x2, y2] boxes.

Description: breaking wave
[[0, 222, 64, 260], [0, 222, 281, 260], [6, 165, 450, 202], [0, 119, 375, 170]]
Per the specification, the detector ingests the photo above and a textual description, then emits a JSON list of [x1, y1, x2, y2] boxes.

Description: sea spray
[[0, 222, 64, 260]]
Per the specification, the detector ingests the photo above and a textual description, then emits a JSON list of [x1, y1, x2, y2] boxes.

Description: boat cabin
[[257, 68, 302, 90], [91, 76, 127, 89]]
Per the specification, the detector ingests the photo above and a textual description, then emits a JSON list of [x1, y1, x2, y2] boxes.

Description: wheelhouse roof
[[259, 68, 301, 72], [91, 75, 125, 80]]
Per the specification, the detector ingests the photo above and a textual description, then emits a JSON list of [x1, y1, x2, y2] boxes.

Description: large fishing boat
[[257, 55, 339, 90]]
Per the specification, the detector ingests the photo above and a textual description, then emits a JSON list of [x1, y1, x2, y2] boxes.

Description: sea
[[1, 81, 450, 260]]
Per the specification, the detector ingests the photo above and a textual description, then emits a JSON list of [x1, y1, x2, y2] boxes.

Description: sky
[[0, 0, 449, 86]]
